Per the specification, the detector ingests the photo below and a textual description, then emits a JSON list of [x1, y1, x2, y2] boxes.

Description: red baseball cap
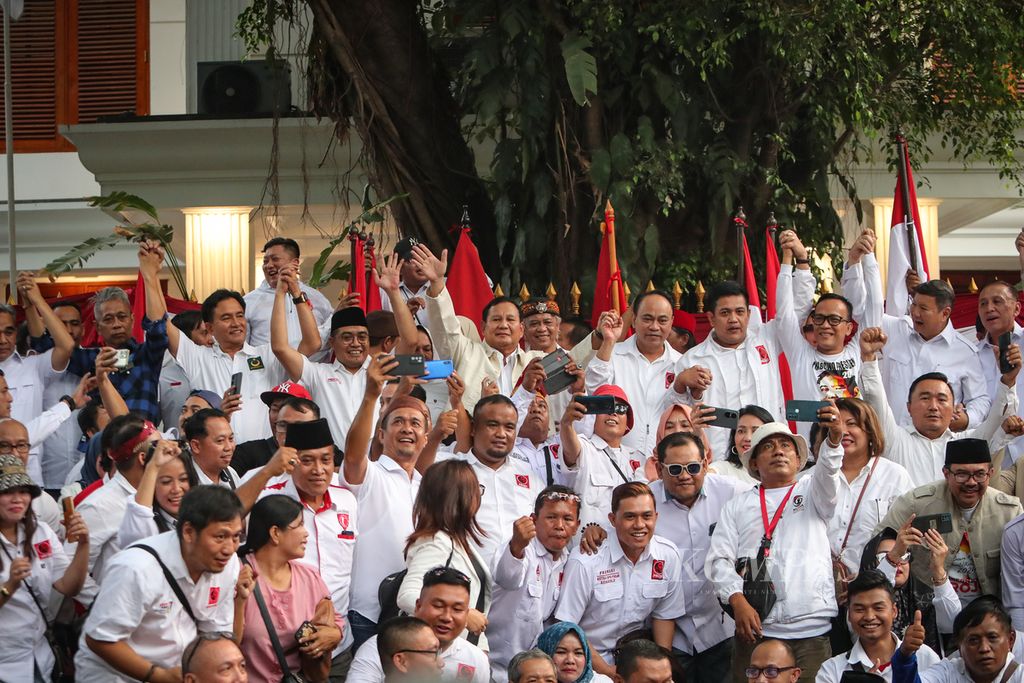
[[593, 384, 634, 433], [673, 310, 696, 334], [260, 381, 312, 407]]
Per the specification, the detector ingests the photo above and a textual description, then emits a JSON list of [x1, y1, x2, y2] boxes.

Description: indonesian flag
[[590, 222, 627, 328], [885, 139, 929, 316], [738, 224, 761, 316], [763, 228, 796, 430], [446, 227, 494, 337]]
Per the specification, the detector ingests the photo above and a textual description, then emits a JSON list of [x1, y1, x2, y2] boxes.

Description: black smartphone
[[786, 399, 830, 422], [229, 372, 243, 396], [912, 512, 953, 535], [999, 331, 1014, 374], [540, 350, 574, 395], [391, 354, 426, 376], [575, 395, 616, 415], [705, 406, 739, 430]]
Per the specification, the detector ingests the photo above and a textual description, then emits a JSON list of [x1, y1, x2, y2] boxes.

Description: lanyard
[[759, 483, 796, 557]]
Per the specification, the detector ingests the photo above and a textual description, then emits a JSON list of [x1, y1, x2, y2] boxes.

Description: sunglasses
[[665, 462, 702, 476]]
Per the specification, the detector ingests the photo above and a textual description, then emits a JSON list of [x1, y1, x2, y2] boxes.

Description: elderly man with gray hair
[[508, 649, 557, 683]]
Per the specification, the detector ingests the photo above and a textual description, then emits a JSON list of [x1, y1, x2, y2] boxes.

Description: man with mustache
[[878, 438, 1022, 607]]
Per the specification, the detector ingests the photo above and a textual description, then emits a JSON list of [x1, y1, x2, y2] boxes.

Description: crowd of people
[[3, 225, 1024, 683]]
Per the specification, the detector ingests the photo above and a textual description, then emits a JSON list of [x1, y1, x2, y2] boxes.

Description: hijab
[[655, 403, 712, 459], [537, 621, 594, 683]]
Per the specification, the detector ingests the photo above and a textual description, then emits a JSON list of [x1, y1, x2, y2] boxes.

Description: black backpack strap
[[464, 548, 488, 647], [134, 544, 197, 624]]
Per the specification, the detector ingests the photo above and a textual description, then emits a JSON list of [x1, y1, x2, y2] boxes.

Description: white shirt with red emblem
[[561, 434, 644, 531], [259, 475, 357, 652], [75, 531, 239, 683], [513, 436, 570, 489], [437, 451, 540, 565], [554, 533, 685, 661], [349, 634, 490, 682]]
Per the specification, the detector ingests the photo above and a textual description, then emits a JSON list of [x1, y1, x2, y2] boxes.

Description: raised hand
[[890, 515, 923, 561], [521, 358, 547, 393], [71, 372, 96, 409], [16, 271, 43, 305], [859, 327, 887, 361], [847, 230, 876, 264], [579, 524, 607, 555], [374, 253, 402, 292], [95, 347, 117, 383], [149, 439, 183, 469], [409, 244, 448, 284], [923, 529, 949, 578], [817, 399, 843, 444], [481, 377, 499, 398], [366, 354, 399, 398], [63, 511, 89, 544], [265, 446, 299, 478], [509, 516, 537, 559], [336, 291, 361, 311], [431, 409, 459, 441], [1016, 228, 1024, 258], [220, 388, 242, 420], [561, 394, 587, 427], [900, 610, 925, 656], [138, 239, 165, 276], [1001, 343, 1022, 387], [235, 564, 255, 602], [778, 229, 808, 262], [1003, 415, 1024, 437], [446, 372, 465, 410], [596, 311, 624, 342], [905, 268, 921, 294]]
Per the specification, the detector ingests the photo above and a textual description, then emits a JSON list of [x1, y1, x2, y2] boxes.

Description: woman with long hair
[[237, 495, 343, 682], [398, 460, 492, 648], [117, 438, 197, 546], [712, 404, 770, 484], [0, 454, 90, 682], [537, 621, 614, 683]]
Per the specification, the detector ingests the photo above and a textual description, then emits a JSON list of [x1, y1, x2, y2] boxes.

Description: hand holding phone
[[785, 400, 830, 423], [229, 372, 243, 396], [999, 332, 1015, 374], [391, 354, 426, 376]]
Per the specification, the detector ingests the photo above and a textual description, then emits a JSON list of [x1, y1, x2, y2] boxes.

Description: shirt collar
[[978, 322, 1024, 350], [284, 476, 336, 513], [377, 454, 422, 482], [211, 339, 259, 357], [485, 343, 522, 363], [608, 531, 651, 565], [331, 355, 371, 374], [847, 633, 898, 669], [709, 333, 746, 353], [111, 470, 137, 495]]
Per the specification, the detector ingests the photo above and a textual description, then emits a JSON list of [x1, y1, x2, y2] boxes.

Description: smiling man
[[185, 408, 240, 488]]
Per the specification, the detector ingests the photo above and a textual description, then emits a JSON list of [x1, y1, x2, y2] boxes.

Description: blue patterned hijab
[[537, 621, 594, 683]]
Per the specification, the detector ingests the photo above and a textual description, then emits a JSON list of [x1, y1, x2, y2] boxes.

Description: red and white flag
[[885, 138, 929, 316]]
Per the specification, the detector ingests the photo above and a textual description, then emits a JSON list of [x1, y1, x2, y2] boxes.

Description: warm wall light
[[183, 207, 252, 300], [870, 198, 941, 289]]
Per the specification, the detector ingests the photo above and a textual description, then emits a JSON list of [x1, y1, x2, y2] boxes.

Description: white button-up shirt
[[245, 280, 334, 347], [173, 335, 286, 443], [585, 336, 681, 455], [977, 323, 1024, 464], [259, 476, 358, 652], [514, 436, 569, 489], [649, 475, 750, 654], [488, 538, 569, 683], [341, 455, 420, 623], [895, 652, 1024, 683], [40, 369, 84, 488], [1, 349, 65, 482], [562, 434, 643, 530], [555, 533, 685, 660], [300, 356, 376, 446], [379, 281, 431, 327], [861, 359, 1016, 487], [816, 635, 940, 683], [75, 531, 239, 683], [68, 471, 136, 594], [438, 451, 540, 565], [1001, 513, 1024, 631], [24, 402, 74, 486], [0, 521, 70, 681], [349, 634, 491, 683], [830, 457, 914, 572], [158, 351, 192, 433], [194, 464, 241, 489]]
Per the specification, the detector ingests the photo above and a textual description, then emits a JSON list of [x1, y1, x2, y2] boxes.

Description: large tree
[[239, 0, 1024, 308]]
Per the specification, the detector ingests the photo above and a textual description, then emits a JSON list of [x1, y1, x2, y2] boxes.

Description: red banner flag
[[885, 137, 929, 315], [591, 211, 628, 327], [765, 229, 781, 320], [365, 241, 383, 313], [740, 231, 761, 313], [446, 227, 494, 337]]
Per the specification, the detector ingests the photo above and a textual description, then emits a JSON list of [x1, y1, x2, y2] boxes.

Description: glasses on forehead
[[182, 632, 236, 673], [665, 462, 702, 477], [745, 666, 797, 680]]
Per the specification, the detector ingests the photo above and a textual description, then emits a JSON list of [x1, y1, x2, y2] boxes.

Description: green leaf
[[87, 191, 160, 223], [40, 233, 125, 277], [610, 133, 633, 173], [560, 32, 598, 106]]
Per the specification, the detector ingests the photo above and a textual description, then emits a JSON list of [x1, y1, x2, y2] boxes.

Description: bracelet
[[142, 664, 158, 683], [795, 257, 810, 264], [0, 585, 9, 598], [931, 573, 948, 586], [60, 395, 76, 411], [581, 522, 602, 535]]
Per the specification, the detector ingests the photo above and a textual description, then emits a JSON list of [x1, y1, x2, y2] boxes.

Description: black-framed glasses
[[396, 648, 442, 660], [948, 469, 991, 483], [0, 441, 30, 454], [745, 666, 797, 680], [811, 313, 849, 327], [666, 462, 702, 476], [182, 631, 237, 673]]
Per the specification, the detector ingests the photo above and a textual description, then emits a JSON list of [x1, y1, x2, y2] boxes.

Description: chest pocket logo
[[247, 356, 265, 371]]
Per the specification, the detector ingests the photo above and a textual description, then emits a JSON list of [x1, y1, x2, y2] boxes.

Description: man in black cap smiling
[[878, 438, 1023, 605], [258, 417, 359, 677]]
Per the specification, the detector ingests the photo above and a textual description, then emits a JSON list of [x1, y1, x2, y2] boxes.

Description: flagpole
[[895, 134, 918, 270], [3, 3, 15, 301], [605, 200, 620, 312], [735, 206, 746, 287]]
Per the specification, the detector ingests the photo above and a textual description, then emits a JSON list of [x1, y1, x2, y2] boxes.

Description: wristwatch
[[795, 257, 810, 264], [292, 292, 309, 305], [60, 395, 76, 411]]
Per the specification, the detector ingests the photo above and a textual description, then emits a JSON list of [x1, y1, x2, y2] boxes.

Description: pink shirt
[[240, 559, 344, 681]]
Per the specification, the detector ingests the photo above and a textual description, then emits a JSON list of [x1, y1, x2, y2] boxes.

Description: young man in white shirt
[[375, 616, 444, 681], [350, 567, 491, 682], [975, 275, 1024, 465], [555, 481, 684, 676], [559, 384, 644, 529], [244, 236, 333, 347], [706, 410, 844, 683], [184, 408, 241, 488], [489, 486, 583, 682], [817, 570, 940, 683], [76, 485, 246, 683]]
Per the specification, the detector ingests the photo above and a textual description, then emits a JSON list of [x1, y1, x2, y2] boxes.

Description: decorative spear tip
[[605, 199, 614, 214], [767, 211, 778, 227], [736, 206, 746, 221], [460, 205, 470, 225]]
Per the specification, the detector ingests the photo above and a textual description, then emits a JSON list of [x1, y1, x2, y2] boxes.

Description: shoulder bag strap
[[244, 558, 295, 677], [543, 446, 554, 487], [464, 547, 488, 647], [1000, 660, 1020, 683], [838, 456, 882, 553], [134, 544, 197, 624], [601, 447, 630, 484]]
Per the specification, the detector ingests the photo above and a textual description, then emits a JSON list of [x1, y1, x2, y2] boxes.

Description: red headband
[[111, 421, 158, 463]]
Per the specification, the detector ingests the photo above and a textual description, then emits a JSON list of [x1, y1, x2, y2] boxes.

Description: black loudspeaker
[[197, 60, 292, 116]]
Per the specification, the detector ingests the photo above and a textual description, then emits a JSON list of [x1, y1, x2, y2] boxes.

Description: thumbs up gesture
[[900, 610, 926, 657]]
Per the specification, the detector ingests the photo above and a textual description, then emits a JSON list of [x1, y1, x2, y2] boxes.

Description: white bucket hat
[[740, 422, 809, 480]]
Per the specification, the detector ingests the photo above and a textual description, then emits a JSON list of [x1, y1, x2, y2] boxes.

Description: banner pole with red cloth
[[763, 215, 797, 430], [445, 207, 494, 337]]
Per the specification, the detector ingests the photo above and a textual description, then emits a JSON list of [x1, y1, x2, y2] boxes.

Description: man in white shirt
[[489, 486, 582, 682], [816, 570, 940, 683], [376, 616, 444, 681], [555, 481, 684, 676], [379, 237, 432, 327], [706, 412, 844, 683], [184, 408, 241, 488], [586, 291, 681, 455], [859, 327, 1019, 487], [350, 567, 491, 682], [76, 485, 245, 683], [244, 236, 333, 346], [158, 310, 210, 434], [975, 275, 1024, 465], [515, 393, 568, 488]]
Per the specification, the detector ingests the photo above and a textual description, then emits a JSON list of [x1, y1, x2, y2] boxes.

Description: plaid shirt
[[31, 316, 169, 423]]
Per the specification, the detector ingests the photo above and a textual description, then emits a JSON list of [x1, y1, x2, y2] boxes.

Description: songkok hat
[[380, 395, 431, 430], [742, 422, 809, 479], [331, 307, 368, 332], [367, 310, 398, 338], [285, 418, 334, 451], [520, 299, 561, 318], [188, 389, 222, 411], [0, 454, 40, 498], [944, 438, 991, 467]]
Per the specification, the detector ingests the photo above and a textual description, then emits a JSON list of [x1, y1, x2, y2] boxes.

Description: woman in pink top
[[238, 495, 343, 682]]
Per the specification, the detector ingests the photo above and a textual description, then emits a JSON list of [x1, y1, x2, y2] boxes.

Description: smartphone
[[113, 348, 131, 372], [422, 359, 454, 380], [540, 350, 574, 395], [999, 331, 1014, 374], [912, 512, 953, 535], [575, 395, 616, 415], [705, 406, 739, 430], [391, 354, 426, 376], [229, 372, 243, 396], [786, 399, 830, 422], [62, 497, 74, 529]]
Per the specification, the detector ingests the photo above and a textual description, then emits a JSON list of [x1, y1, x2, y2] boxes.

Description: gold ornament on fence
[[519, 284, 531, 302], [546, 283, 557, 299], [570, 282, 581, 315], [494, 284, 504, 297], [672, 281, 683, 309], [696, 281, 706, 313]]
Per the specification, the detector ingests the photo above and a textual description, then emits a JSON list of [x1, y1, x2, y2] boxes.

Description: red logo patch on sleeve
[[208, 586, 220, 606], [33, 540, 52, 560], [651, 559, 665, 580], [665, 371, 676, 388], [515, 474, 530, 489], [457, 664, 476, 679], [756, 345, 770, 364]]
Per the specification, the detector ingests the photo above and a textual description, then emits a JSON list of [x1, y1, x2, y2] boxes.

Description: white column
[[869, 197, 941, 291], [183, 206, 252, 300]]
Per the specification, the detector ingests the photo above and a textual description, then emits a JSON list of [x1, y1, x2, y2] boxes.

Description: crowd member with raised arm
[[859, 327, 1020, 487], [379, 237, 432, 327], [116, 435, 194, 546], [706, 407, 844, 683], [157, 310, 207, 435], [230, 381, 314, 476]]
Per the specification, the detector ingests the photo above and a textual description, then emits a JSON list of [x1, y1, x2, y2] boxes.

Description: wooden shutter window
[[76, 0, 144, 123], [0, 1, 60, 147]]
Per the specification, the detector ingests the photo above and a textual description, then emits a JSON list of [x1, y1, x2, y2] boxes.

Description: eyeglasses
[[811, 313, 849, 327], [876, 551, 910, 565], [396, 648, 442, 660], [745, 666, 797, 680], [665, 462, 702, 476], [948, 469, 991, 483], [182, 632, 237, 674], [0, 442, 30, 454], [337, 332, 369, 344]]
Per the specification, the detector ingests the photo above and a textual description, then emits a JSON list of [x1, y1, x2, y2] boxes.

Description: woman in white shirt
[[0, 453, 90, 682], [398, 459, 492, 649], [117, 438, 195, 547]]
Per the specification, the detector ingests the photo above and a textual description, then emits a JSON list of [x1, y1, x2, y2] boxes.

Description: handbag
[[833, 456, 881, 606], [378, 543, 454, 623], [0, 539, 74, 683], [725, 536, 778, 621], [245, 558, 308, 683]]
